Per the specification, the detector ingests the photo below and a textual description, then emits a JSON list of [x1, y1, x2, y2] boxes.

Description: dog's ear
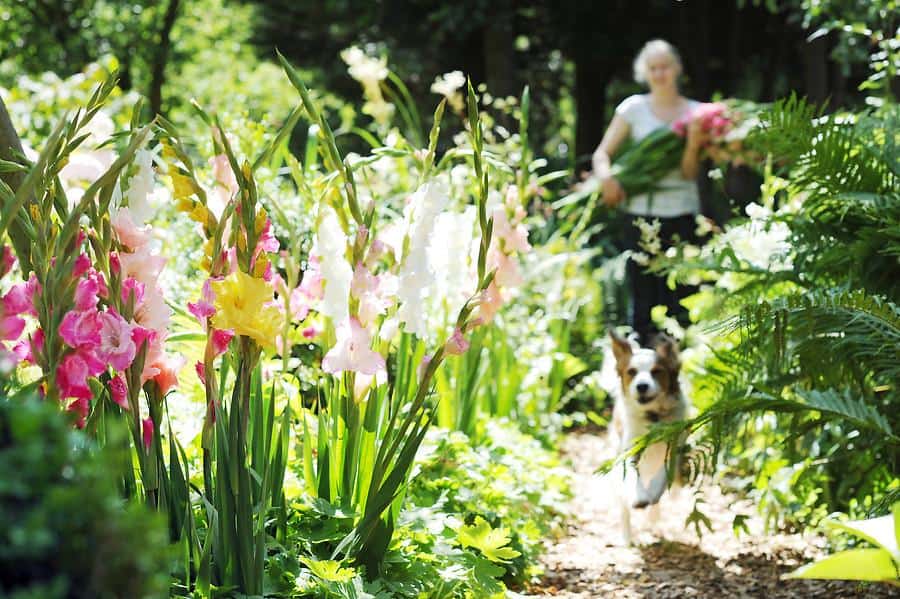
[[654, 334, 680, 368], [609, 331, 633, 367]]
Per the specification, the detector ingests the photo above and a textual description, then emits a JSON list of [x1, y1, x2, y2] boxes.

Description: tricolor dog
[[608, 331, 687, 544]]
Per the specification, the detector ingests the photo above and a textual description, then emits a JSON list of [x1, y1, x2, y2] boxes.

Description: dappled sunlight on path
[[525, 432, 895, 598]]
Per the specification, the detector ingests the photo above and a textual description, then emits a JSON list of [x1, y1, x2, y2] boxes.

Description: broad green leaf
[[786, 548, 898, 582], [827, 513, 899, 555], [457, 516, 521, 563], [299, 557, 356, 583]]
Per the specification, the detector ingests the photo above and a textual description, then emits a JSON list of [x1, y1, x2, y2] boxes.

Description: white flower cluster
[[430, 70, 466, 112], [713, 202, 793, 272], [340, 46, 394, 125], [316, 206, 354, 322]]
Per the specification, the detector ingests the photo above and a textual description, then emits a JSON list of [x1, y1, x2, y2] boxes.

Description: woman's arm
[[592, 114, 630, 206], [680, 118, 706, 180]]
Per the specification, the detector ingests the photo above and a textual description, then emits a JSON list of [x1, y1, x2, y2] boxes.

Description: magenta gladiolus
[[195, 361, 206, 385], [0, 315, 25, 341], [188, 279, 217, 326], [142, 417, 154, 451], [0, 245, 15, 277], [67, 397, 90, 429], [72, 253, 92, 278], [121, 277, 145, 306], [57, 353, 93, 400], [211, 328, 234, 356], [59, 310, 102, 348], [109, 374, 129, 409]]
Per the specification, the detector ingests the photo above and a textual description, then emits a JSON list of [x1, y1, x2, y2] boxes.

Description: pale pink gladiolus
[[289, 287, 311, 322], [210, 154, 238, 197], [491, 207, 531, 254], [133, 286, 171, 334], [211, 328, 234, 356], [111, 208, 152, 250], [119, 246, 165, 288], [350, 262, 378, 299], [298, 256, 324, 301], [98, 311, 137, 371], [109, 374, 129, 409], [59, 310, 102, 348], [322, 317, 386, 376], [417, 355, 432, 381], [142, 417, 154, 451], [477, 280, 504, 323], [352, 368, 387, 402], [488, 246, 523, 288], [444, 328, 470, 356]]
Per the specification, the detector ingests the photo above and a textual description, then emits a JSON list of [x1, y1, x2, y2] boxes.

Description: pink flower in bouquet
[[488, 246, 523, 288], [67, 397, 90, 428], [111, 208, 152, 250], [491, 206, 531, 254], [73, 270, 107, 311], [17, 329, 44, 364], [131, 325, 155, 352], [322, 317, 386, 376], [133, 286, 170, 335], [119, 246, 166, 288], [109, 374, 129, 409], [444, 328, 470, 356], [60, 310, 102, 348], [142, 417, 154, 451], [97, 311, 136, 371]]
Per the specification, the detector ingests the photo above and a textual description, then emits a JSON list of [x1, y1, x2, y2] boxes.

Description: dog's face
[[610, 332, 680, 406]]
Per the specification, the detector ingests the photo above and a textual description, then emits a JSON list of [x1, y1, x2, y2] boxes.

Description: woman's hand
[[601, 176, 626, 207], [686, 117, 708, 150]]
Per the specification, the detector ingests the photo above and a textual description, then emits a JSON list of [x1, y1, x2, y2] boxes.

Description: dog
[[607, 331, 688, 544]]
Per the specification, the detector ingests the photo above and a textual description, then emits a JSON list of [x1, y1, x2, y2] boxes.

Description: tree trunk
[[802, 31, 829, 106], [483, 0, 516, 128], [149, 0, 181, 117]]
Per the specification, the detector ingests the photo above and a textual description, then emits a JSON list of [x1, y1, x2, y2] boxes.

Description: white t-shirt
[[614, 94, 701, 218]]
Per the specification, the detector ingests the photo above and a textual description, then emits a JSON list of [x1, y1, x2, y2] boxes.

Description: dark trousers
[[622, 214, 699, 344]]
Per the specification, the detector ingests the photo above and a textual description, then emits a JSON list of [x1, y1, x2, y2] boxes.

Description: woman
[[592, 39, 706, 343]]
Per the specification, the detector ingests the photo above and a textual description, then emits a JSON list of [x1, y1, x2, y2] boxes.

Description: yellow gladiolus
[[211, 270, 282, 348], [171, 171, 197, 201]]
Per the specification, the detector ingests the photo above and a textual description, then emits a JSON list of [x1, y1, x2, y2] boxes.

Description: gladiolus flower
[[109, 374, 129, 409], [301, 325, 320, 339], [211, 328, 234, 356], [211, 270, 282, 349], [67, 397, 90, 429], [121, 277, 145, 306], [477, 280, 504, 323], [322, 317, 386, 376], [97, 311, 136, 371], [195, 361, 206, 385], [111, 208, 152, 250], [152, 354, 183, 395], [57, 353, 93, 400], [72, 253, 92, 279], [444, 328, 470, 355], [0, 315, 25, 341], [60, 310, 102, 348], [0, 245, 15, 277], [142, 417, 154, 451]]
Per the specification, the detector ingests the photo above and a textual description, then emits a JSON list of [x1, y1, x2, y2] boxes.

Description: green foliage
[[787, 503, 900, 585], [0, 390, 171, 599]]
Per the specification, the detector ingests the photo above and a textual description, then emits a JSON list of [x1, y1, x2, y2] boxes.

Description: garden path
[[524, 431, 895, 598]]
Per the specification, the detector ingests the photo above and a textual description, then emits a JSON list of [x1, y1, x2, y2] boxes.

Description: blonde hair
[[633, 39, 682, 85]]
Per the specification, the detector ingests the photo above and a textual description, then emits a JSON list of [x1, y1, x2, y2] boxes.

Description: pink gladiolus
[[195, 361, 206, 385], [3, 285, 31, 316], [0, 315, 25, 341], [211, 328, 234, 356], [72, 253, 92, 279], [109, 251, 121, 274], [351, 263, 378, 299], [97, 311, 136, 371], [152, 354, 182, 395], [444, 328, 470, 355], [111, 208, 152, 250], [301, 325, 320, 339], [188, 278, 217, 326], [0, 245, 15, 277], [491, 207, 531, 254], [121, 277, 146, 306], [488, 247, 523, 288], [289, 287, 311, 322], [26, 329, 44, 363], [210, 154, 238, 197], [119, 246, 165, 288], [67, 397, 90, 429], [109, 374, 129, 409], [142, 417, 154, 451], [57, 353, 93, 400], [59, 310, 102, 348], [322, 317, 386, 376], [417, 355, 432, 381], [298, 256, 324, 301], [477, 280, 504, 323], [133, 286, 170, 334], [73, 272, 107, 311], [131, 325, 155, 352]]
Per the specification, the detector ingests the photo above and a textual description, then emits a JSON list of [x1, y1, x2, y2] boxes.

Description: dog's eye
[[627, 368, 637, 377]]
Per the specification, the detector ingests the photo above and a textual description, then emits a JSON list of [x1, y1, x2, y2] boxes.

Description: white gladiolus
[[316, 206, 353, 322], [124, 149, 156, 223], [396, 182, 450, 338], [428, 206, 478, 321]]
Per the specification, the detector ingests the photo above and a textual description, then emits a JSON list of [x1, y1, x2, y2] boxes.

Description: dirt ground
[[523, 432, 897, 599]]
